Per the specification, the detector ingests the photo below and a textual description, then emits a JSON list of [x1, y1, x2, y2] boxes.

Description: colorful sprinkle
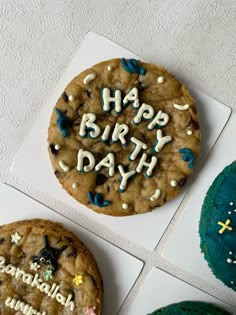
[[173, 104, 190, 111], [218, 219, 233, 234], [11, 232, 21, 245], [122, 203, 129, 210], [55, 108, 72, 137], [157, 76, 165, 83], [85, 306, 96, 315], [170, 180, 178, 187], [88, 192, 110, 207], [43, 269, 53, 281], [179, 148, 195, 169], [73, 274, 83, 286], [59, 160, 70, 173], [83, 73, 96, 85], [150, 189, 161, 201], [55, 144, 61, 150], [30, 262, 41, 271], [121, 58, 146, 75]]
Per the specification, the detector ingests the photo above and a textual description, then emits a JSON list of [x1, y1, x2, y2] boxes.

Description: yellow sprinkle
[[73, 274, 83, 286], [218, 219, 233, 234]]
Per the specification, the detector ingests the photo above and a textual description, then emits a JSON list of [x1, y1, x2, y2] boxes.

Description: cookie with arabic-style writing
[[147, 301, 232, 314], [48, 58, 200, 216], [199, 161, 236, 291], [0, 219, 103, 315]]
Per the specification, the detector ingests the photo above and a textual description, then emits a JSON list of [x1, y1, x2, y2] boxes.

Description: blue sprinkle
[[55, 108, 72, 137], [88, 191, 110, 207], [121, 58, 146, 75], [179, 148, 195, 169]]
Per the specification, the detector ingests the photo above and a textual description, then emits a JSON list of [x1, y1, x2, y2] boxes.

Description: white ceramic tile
[[0, 182, 143, 315], [162, 114, 236, 304], [128, 268, 236, 315], [11, 31, 231, 250]]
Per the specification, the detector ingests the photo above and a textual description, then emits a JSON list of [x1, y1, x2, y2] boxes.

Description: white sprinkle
[[227, 258, 232, 263], [231, 281, 234, 284], [173, 104, 190, 111], [107, 66, 112, 71], [230, 202, 233, 206], [72, 183, 78, 189], [11, 232, 21, 244], [68, 95, 75, 101], [150, 189, 161, 201], [229, 251, 233, 255], [228, 211, 232, 214], [187, 130, 193, 135], [234, 209, 236, 212], [83, 73, 96, 85], [122, 203, 129, 210], [55, 144, 61, 150], [157, 76, 165, 84], [234, 261, 236, 264], [59, 161, 70, 172], [170, 180, 178, 187]]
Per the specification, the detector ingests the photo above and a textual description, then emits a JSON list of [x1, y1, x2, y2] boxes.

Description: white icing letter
[[5, 264, 16, 276], [111, 123, 129, 146], [15, 267, 25, 279], [147, 110, 169, 130], [59, 161, 70, 173], [56, 293, 66, 305], [154, 130, 172, 152], [65, 294, 75, 311], [130, 137, 147, 161], [5, 297, 16, 308], [0, 256, 6, 273], [173, 103, 189, 110], [15, 300, 26, 311], [102, 88, 122, 113], [22, 273, 33, 284], [39, 282, 50, 294], [118, 165, 136, 192], [77, 149, 95, 172], [123, 87, 139, 108], [136, 153, 158, 177], [30, 273, 43, 289], [101, 125, 111, 142], [133, 103, 154, 125], [95, 153, 115, 176], [79, 113, 100, 139]]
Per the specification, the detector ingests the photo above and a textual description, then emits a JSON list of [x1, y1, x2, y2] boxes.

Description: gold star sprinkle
[[73, 274, 83, 286], [218, 219, 233, 234]]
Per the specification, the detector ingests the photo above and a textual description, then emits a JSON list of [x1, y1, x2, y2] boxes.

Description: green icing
[[147, 301, 232, 315], [199, 161, 236, 292]]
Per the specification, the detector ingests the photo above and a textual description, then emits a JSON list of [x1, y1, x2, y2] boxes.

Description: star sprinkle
[[30, 262, 41, 272], [11, 232, 21, 245], [73, 274, 83, 286], [85, 306, 96, 315], [218, 219, 233, 234], [43, 269, 53, 281]]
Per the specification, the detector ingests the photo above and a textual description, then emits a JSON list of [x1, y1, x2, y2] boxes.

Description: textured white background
[[1, 1, 236, 314]]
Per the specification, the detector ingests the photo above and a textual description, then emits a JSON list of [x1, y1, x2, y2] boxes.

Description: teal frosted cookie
[[199, 161, 236, 291], [148, 301, 232, 314]]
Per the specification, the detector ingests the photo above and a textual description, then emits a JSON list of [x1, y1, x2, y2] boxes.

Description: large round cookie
[[48, 58, 200, 216], [0, 219, 103, 314], [148, 301, 232, 314], [199, 161, 236, 291]]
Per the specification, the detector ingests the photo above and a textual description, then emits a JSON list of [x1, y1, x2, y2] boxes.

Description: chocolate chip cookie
[[48, 58, 200, 216], [0, 219, 103, 314]]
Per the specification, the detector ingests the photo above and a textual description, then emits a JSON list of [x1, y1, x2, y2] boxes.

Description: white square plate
[[128, 268, 236, 315], [0, 182, 143, 315], [11, 31, 231, 250], [162, 114, 236, 305]]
